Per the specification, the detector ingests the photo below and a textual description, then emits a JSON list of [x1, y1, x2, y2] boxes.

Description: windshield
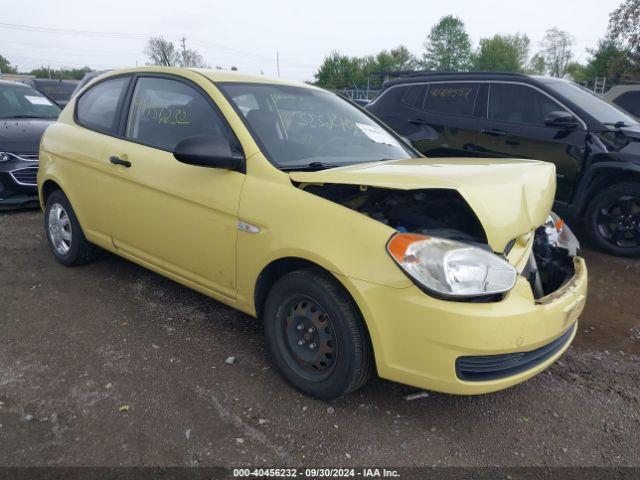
[[0, 83, 61, 119], [219, 83, 415, 169], [544, 79, 638, 127]]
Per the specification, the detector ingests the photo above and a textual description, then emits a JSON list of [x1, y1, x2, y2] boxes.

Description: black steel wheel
[[585, 182, 640, 257], [280, 296, 338, 381], [263, 269, 373, 400]]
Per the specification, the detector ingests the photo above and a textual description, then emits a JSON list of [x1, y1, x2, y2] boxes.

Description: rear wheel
[[584, 182, 640, 257], [45, 190, 99, 266], [263, 269, 372, 400]]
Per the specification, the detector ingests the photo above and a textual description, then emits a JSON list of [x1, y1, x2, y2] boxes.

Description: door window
[[423, 83, 479, 116], [488, 83, 566, 126], [76, 77, 129, 132], [125, 77, 229, 151]]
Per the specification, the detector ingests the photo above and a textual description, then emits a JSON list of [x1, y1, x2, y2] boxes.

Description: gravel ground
[[0, 210, 638, 467]]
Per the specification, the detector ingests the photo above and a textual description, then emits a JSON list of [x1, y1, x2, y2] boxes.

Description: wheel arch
[[41, 179, 64, 207], [574, 162, 640, 217], [253, 256, 378, 374]]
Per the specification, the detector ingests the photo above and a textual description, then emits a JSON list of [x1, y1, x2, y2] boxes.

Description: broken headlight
[[544, 212, 579, 257], [387, 234, 517, 299]]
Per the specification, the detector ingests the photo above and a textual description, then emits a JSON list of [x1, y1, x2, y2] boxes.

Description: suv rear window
[[401, 84, 426, 107], [423, 83, 479, 116]]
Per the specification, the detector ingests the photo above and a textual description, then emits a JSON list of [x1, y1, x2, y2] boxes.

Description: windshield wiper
[[283, 161, 340, 171]]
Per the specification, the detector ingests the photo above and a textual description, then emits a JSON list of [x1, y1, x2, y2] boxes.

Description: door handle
[[481, 128, 508, 137], [109, 156, 131, 168], [408, 118, 430, 125]]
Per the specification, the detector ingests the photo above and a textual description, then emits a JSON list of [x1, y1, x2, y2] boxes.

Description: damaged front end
[[298, 182, 581, 304], [525, 213, 581, 302]]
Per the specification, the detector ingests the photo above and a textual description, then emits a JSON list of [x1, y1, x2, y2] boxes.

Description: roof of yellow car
[[100, 66, 317, 89]]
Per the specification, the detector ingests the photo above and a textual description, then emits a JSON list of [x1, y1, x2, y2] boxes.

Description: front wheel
[[263, 269, 373, 400], [584, 182, 640, 257]]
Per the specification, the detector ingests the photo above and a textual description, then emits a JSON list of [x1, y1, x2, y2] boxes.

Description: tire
[[44, 190, 99, 266], [263, 269, 373, 400], [584, 182, 640, 257]]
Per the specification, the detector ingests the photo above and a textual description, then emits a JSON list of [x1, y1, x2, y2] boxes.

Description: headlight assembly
[[0, 152, 11, 162], [544, 212, 579, 256], [387, 234, 517, 299]]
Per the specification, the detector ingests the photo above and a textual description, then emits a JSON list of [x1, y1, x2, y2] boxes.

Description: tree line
[[314, 0, 640, 90]]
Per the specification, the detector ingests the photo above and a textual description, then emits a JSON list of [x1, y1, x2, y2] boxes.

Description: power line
[[0, 21, 147, 39]]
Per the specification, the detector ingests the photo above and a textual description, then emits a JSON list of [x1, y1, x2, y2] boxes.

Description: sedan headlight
[[0, 152, 11, 162], [387, 234, 517, 299], [544, 212, 579, 256]]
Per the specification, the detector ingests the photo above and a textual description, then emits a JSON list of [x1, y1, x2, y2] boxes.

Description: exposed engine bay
[[299, 184, 488, 245], [526, 226, 578, 300], [299, 183, 579, 301]]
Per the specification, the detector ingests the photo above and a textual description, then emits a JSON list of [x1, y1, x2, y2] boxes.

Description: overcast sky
[[2, 0, 624, 81]]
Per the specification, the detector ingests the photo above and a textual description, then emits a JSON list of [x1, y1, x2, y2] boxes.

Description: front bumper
[[0, 158, 39, 210], [340, 256, 587, 395]]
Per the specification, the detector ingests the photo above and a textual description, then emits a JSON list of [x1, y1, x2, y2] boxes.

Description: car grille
[[9, 167, 39, 186], [455, 324, 575, 382], [14, 153, 39, 162]]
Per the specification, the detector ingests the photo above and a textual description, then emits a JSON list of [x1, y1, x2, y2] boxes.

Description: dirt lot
[[1, 210, 639, 467]]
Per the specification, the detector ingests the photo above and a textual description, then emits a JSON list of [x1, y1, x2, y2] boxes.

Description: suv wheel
[[45, 190, 99, 266], [263, 269, 373, 400], [584, 182, 640, 257]]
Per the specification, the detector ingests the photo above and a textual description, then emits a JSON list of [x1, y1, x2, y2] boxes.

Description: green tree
[[609, 0, 640, 52], [29, 66, 92, 80], [471, 34, 530, 72], [313, 51, 366, 89], [375, 46, 419, 72], [538, 28, 574, 77], [0, 54, 18, 74], [565, 61, 588, 83], [608, 0, 640, 77], [527, 53, 547, 74], [421, 15, 472, 71], [584, 38, 629, 81]]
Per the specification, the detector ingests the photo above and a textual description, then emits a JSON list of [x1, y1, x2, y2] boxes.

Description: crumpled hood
[[290, 157, 556, 251]]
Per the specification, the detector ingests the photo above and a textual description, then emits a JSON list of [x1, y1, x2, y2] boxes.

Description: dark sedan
[[0, 80, 60, 210]]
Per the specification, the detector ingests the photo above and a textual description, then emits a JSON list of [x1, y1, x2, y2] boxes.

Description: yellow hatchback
[[38, 67, 587, 400]]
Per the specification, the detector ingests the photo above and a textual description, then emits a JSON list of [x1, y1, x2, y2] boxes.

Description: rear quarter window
[[423, 83, 479, 116]]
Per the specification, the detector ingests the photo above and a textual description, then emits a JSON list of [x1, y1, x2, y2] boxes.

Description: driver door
[[105, 75, 245, 298]]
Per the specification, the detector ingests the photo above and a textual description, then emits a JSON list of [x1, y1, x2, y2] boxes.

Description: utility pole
[[276, 51, 280, 78], [180, 36, 187, 66]]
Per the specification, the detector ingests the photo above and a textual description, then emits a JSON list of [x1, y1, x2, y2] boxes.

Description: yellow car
[[38, 67, 588, 400]]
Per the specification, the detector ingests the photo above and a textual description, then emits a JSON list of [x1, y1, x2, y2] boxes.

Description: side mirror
[[545, 111, 579, 130], [173, 135, 244, 170]]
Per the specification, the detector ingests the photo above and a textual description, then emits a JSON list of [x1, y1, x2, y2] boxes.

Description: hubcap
[[281, 297, 337, 379], [48, 203, 72, 255], [596, 196, 640, 248]]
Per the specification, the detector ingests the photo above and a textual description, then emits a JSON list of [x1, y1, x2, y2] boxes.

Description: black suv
[[367, 72, 640, 257]]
